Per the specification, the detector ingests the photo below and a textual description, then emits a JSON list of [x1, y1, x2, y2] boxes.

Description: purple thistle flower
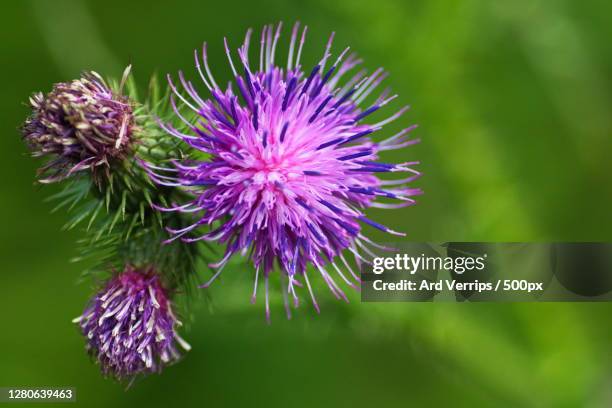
[[22, 70, 135, 184], [73, 265, 190, 380], [146, 23, 422, 320]]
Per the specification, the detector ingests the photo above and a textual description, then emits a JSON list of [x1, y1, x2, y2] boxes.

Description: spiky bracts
[[22, 69, 135, 184], [74, 266, 191, 380], [21, 68, 202, 380], [146, 23, 422, 319]]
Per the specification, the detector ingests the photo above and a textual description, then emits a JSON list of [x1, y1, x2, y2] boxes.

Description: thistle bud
[[22, 70, 135, 183], [74, 266, 190, 380]]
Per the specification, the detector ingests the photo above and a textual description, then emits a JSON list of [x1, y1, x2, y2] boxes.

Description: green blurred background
[[1, 0, 611, 406]]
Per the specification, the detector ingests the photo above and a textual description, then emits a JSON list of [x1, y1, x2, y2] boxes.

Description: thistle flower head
[[22, 69, 135, 183], [74, 265, 190, 380], [146, 23, 422, 319]]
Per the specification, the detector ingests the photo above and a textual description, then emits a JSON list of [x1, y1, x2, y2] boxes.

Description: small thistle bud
[[73, 266, 191, 380], [22, 69, 135, 183]]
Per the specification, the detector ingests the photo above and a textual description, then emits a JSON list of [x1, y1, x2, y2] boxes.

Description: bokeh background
[[1, 0, 611, 406]]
